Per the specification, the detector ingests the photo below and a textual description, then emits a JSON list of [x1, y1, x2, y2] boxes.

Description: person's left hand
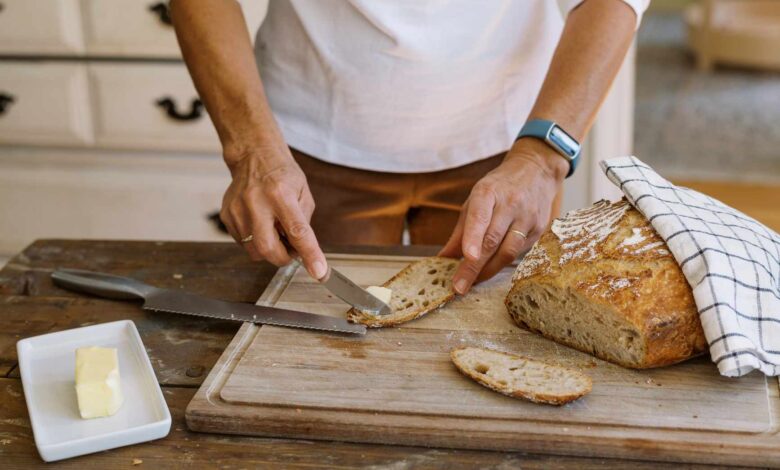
[[438, 139, 567, 294]]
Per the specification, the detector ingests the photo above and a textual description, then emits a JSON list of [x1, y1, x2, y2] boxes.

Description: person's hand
[[439, 139, 567, 294], [220, 150, 328, 280]]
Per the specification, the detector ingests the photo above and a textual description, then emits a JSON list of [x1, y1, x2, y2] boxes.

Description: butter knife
[[51, 269, 366, 335], [276, 233, 392, 316], [319, 266, 393, 316]]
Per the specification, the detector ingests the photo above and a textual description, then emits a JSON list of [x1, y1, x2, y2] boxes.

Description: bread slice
[[506, 199, 707, 369], [347, 257, 458, 328], [451, 347, 592, 405]]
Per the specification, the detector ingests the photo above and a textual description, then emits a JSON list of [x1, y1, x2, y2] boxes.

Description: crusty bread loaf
[[451, 347, 592, 405], [347, 257, 458, 327], [505, 199, 707, 369]]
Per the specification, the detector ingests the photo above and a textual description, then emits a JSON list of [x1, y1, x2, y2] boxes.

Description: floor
[[635, 13, 780, 183], [635, 12, 779, 238], [674, 179, 780, 232]]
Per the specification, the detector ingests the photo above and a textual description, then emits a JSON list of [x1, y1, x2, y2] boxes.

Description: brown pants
[[293, 149, 559, 246], [292, 149, 503, 245]]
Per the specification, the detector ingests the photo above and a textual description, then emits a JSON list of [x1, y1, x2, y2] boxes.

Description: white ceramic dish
[[16, 320, 171, 462]]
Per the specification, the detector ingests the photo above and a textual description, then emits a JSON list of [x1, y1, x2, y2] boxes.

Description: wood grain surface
[[2, 376, 745, 470], [188, 254, 780, 467], [0, 239, 770, 468]]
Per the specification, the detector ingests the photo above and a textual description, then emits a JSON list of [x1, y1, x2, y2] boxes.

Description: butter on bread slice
[[365, 285, 392, 305], [347, 257, 458, 328]]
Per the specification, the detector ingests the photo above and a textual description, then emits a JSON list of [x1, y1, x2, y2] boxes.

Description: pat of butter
[[366, 285, 392, 305], [75, 346, 123, 419]]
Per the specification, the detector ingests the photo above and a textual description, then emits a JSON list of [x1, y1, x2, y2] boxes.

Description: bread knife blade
[[51, 268, 366, 335]]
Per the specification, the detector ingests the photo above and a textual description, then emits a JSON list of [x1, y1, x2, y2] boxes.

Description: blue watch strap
[[516, 119, 581, 178], [520, 119, 554, 140]]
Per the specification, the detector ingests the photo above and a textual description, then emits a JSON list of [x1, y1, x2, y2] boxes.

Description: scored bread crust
[[450, 347, 592, 406], [347, 256, 458, 328], [506, 199, 707, 369]]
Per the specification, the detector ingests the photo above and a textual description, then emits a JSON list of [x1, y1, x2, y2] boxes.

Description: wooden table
[[0, 240, 748, 469]]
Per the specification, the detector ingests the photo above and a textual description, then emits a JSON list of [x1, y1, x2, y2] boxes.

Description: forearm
[[170, 0, 286, 171], [512, 0, 638, 177]]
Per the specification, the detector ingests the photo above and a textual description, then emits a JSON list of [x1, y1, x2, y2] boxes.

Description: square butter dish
[[17, 320, 171, 462]]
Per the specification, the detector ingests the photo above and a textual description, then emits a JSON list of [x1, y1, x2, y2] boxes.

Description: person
[[170, 0, 647, 294]]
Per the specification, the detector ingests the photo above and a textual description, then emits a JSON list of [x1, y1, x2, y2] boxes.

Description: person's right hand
[[220, 152, 328, 280]]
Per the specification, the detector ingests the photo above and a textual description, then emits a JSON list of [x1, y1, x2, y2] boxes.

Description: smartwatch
[[516, 119, 581, 178]]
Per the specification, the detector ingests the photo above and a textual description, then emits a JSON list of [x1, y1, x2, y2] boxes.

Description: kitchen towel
[[601, 156, 780, 377]]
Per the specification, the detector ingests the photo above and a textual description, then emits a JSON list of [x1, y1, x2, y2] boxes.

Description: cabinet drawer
[[0, 0, 84, 55], [0, 148, 230, 257], [82, 0, 267, 58], [0, 62, 93, 146], [90, 63, 220, 152]]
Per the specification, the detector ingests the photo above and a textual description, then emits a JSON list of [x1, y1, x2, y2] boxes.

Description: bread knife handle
[[52, 269, 155, 301]]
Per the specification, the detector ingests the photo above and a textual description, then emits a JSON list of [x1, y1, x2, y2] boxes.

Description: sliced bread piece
[[347, 256, 458, 328], [450, 347, 592, 406]]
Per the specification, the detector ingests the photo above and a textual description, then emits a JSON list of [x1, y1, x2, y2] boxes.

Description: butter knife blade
[[320, 266, 393, 316]]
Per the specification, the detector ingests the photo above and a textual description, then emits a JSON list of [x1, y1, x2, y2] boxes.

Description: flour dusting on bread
[[551, 199, 629, 265], [616, 226, 670, 256], [512, 244, 551, 281], [507, 199, 706, 369]]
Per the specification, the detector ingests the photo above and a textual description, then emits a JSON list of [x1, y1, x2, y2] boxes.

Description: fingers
[[300, 184, 316, 221], [221, 200, 266, 261], [460, 188, 496, 261], [438, 208, 466, 258], [219, 208, 240, 243], [274, 195, 327, 279], [244, 205, 293, 266], [452, 207, 514, 295], [476, 221, 536, 283]]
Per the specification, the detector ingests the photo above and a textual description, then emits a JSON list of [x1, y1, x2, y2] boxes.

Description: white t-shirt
[[255, 0, 647, 173]]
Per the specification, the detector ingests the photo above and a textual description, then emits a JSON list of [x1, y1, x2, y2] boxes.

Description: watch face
[[549, 126, 579, 158]]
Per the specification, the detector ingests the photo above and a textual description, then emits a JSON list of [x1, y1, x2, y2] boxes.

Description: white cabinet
[[0, 1, 269, 257], [0, 0, 85, 55], [0, 0, 266, 58], [89, 63, 220, 152], [0, 148, 230, 256], [81, 0, 266, 58], [0, 62, 93, 146], [82, 0, 180, 57]]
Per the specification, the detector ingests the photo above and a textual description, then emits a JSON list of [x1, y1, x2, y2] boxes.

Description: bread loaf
[[505, 199, 707, 369], [451, 347, 592, 405], [347, 256, 458, 327]]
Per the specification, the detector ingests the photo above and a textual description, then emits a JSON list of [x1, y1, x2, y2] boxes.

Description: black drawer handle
[[156, 97, 204, 121], [0, 93, 15, 115], [148, 1, 172, 26]]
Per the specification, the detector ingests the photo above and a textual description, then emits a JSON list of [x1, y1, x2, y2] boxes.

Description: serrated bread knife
[[51, 269, 366, 335]]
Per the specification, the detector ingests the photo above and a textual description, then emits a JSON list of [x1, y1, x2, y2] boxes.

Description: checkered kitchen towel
[[601, 156, 780, 377]]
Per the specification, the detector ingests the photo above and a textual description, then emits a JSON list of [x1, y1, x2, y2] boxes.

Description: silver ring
[[240, 234, 254, 244], [510, 229, 527, 240]]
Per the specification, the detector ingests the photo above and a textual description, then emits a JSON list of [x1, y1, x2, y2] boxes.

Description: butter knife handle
[[52, 269, 154, 300]]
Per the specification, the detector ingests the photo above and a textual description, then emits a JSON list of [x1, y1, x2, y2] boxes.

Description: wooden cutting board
[[186, 254, 780, 467]]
